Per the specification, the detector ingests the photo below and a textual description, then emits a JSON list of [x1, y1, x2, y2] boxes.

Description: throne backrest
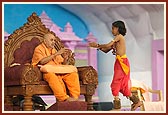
[[4, 12, 73, 68]]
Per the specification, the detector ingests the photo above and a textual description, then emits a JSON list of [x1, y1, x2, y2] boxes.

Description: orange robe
[[111, 54, 131, 97], [32, 43, 80, 101]]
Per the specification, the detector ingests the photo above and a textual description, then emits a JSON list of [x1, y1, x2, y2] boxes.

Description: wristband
[[97, 44, 100, 50]]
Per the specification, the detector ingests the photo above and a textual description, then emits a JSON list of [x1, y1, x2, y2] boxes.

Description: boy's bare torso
[[113, 35, 126, 57]]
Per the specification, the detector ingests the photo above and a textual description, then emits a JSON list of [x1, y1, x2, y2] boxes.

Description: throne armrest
[[4, 64, 42, 86], [77, 66, 98, 86]]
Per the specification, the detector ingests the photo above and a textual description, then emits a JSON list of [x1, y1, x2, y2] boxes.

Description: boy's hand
[[89, 42, 99, 48]]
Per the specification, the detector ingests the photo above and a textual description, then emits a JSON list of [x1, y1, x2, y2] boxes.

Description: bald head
[[43, 33, 56, 49], [44, 33, 55, 39]]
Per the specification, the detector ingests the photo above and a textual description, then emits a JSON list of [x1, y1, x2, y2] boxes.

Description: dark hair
[[112, 20, 126, 36]]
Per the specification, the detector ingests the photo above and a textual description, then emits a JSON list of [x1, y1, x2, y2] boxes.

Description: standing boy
[[89, 20, 142, 110]]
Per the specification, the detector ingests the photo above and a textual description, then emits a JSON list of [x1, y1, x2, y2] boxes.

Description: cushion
[[39, 65, 77, 73], [13, 37, 40, 64], [46, 101, 87, 111]]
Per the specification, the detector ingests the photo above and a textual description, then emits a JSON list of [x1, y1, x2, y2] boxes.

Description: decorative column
[[152, 39, 164, 101], [86, 32, 97, 71]]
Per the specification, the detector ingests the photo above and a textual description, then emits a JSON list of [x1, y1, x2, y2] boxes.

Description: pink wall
[[152, 39, 164, 101]]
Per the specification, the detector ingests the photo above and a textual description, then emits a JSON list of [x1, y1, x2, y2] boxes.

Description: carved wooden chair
[[4, 12, 98, 111]]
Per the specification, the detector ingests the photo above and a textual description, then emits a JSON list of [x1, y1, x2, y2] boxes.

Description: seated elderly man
[[31, 33, 80, 102]]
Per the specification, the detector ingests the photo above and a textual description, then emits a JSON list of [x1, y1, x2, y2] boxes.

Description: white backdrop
[[59, 4, 165, 106]]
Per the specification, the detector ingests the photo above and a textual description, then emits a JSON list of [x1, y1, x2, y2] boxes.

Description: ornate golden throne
[[4, 12, 98, 111]]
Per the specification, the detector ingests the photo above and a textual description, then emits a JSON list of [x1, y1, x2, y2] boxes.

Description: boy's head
[[112, 20, 126, 36]]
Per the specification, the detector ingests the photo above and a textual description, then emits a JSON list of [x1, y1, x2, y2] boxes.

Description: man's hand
[[89, 42, 99, 48], [54, 48, 68, 56]]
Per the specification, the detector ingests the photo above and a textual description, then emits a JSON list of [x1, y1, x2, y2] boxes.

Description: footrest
[[46, 101, 87, 111]]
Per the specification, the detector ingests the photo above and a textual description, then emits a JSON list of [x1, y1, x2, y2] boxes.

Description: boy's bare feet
[[113, 99, 121, 109], [131, 101, 143, 111]]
